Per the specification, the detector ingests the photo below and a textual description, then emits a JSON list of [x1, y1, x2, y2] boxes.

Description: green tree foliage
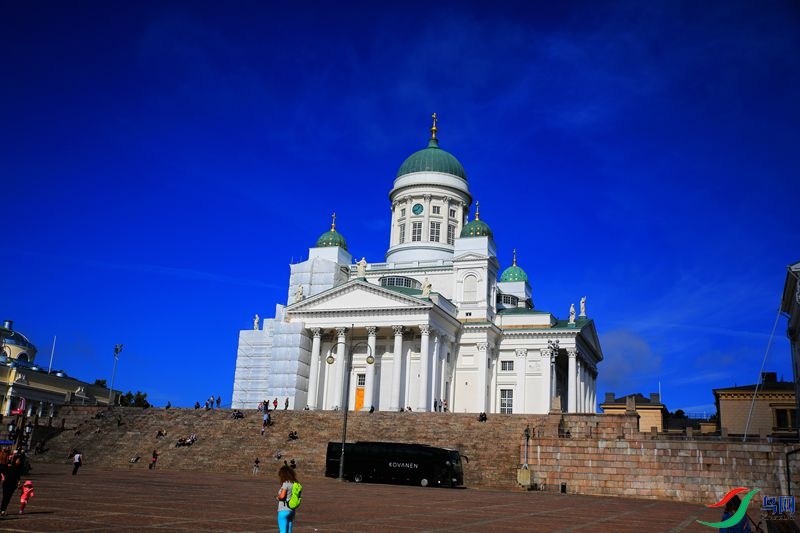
[[119, 390, 151, 408], [94, 379, 107, 387]]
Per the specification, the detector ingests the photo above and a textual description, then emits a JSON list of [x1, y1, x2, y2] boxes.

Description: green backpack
[[287, 481, 302, 510]]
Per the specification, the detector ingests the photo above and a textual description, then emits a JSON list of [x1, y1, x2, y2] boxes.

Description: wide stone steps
[[35, 406, 552, 487]]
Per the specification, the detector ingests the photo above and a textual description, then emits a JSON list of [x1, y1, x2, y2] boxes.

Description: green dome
[[397, 138, 467, 180], [460, 218, 493, 238], [316, 229, 348, 250], [500, 264, 528, 282]]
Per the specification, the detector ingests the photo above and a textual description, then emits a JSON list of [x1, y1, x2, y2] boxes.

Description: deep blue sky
[[2, 1, 798, 413]]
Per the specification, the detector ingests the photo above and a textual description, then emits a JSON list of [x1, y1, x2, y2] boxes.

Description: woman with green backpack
[[275, 465, 301, 533]]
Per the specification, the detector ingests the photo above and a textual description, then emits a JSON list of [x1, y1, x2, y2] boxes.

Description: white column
[[477, 342, 488, 412], [430, 333, 440, 408], [439, 338, 449, 408], [490, 347, 498, 413], [363, 326, 377, 411], [567, 348, 577, 413], [307, 328, 322, 409], [390, 325, 404, 411], [417, 324, 430, 411], [516, 349, 527, 413], [333, 327, 347, 410]]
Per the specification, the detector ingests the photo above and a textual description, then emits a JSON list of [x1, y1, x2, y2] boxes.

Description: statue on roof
[[569, 304, 576, 324], [580, 296, 586, 317], [422, 278, 432, 297], [294, 285, 304, 303], [253, 314, 260, 331], [356, 257, 367, 278]]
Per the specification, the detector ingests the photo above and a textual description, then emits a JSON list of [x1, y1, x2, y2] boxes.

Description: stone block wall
[[523, 413, 794, 504]]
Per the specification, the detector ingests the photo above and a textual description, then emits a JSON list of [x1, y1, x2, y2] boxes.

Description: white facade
[[232, 121, 603, 414]]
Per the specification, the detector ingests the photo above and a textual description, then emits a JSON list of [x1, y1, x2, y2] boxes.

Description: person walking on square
[[216, 396, 221, 408], [71, 450, 83, 475], [284, 397, 289, 410], [273, 398, 278, 410], [18, 480, 34, 515], [150, 449, 158, 470], [0, 454, 25, 516], [276, 465, 299, 533], [252, 457, 260, 475]]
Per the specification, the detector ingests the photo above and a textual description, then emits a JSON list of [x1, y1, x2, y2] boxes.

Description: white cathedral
[[232, 116, 603, 414]]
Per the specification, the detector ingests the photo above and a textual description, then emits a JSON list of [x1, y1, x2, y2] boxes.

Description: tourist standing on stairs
[[151, 449, 158, 470]]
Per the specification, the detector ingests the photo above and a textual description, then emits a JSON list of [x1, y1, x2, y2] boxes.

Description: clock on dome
[[412, 203, 424, 215]]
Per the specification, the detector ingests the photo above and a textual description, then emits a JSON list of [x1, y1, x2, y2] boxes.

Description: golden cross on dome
[[474, 201, 480, 220], [430, 112, 438, 139], [331, 212, 337, 230], [513, 248, 517, 266]]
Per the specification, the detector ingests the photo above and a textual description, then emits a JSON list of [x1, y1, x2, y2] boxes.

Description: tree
[[119, 390, 151, 408], [94, 379, 107, 387]]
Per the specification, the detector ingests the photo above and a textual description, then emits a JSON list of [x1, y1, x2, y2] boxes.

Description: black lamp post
[[7, 420, 16, 442], [325, 331, 374, 481]]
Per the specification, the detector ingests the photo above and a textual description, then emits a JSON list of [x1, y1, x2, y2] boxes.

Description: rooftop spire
[[430, 112, 438, 139], [474, 201, 480, 221], [513, 248, 517, 266], [330, 212, 337, 231]]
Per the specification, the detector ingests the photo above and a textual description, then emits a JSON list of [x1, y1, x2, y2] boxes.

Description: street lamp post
[[325, 330, 374, 481], [109, 344, 123, 403]]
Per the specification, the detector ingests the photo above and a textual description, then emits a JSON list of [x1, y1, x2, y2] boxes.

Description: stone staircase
[[34, 406, 557, 488]]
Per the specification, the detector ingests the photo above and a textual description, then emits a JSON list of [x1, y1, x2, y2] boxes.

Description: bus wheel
[[353, 474, 363, 483], [420, 478, 428, 487]]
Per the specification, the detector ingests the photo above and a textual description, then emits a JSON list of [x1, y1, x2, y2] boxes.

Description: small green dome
[[459, 201, 492, 238], [500, 265, 528, 282], [315, 214, 348, 250], [460, 218, 493, 238], [316, 229, 347, 250], [500, 250, 527, 281], [397, 138, 467, 180]]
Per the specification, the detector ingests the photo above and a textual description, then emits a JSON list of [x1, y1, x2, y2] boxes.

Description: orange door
[[355, 387, 365, 411]]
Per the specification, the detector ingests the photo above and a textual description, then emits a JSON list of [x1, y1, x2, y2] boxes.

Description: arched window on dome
[[16, 352, 29, 362], [463, 275, 478, 302]]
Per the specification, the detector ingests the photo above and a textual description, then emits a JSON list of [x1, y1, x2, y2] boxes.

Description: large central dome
[[396, 137, 467, 180]]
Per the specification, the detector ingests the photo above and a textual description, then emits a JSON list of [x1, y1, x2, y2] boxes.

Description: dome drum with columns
[[232, 116, 603, 414]]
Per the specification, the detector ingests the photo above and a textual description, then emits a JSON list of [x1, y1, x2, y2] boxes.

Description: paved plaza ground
[[0, 461, 781, 532]]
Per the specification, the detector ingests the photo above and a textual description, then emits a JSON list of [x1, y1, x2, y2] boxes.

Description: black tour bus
[[325, 441, 465, 488]]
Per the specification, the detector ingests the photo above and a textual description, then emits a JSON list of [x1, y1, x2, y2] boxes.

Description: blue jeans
[[277, 510, 294, 533]]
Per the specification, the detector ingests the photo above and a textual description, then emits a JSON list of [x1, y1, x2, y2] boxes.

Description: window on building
[[380, 276, 422, 289], [498, 294, 519, 306], [449, 208, 456, 218], [430, 221, 440, 243], [412, 222, 422, 242], [775, 408, 798, 430], [357, 374, 366, 387], [463, 275, 478, 301], [432, 205, 441, 215], [398, 224, 405, 244], [447, 224, 456, 245], [500, 389, 513, 414], [400, 208, 406, 217], [501, 360, 514, 372]]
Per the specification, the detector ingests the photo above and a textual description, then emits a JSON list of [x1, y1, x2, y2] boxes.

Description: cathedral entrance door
[[355, 387, 365, 411]]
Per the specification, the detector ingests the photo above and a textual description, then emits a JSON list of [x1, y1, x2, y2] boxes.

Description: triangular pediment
[[453, 251, 489, 262], [287, 280, 430, 314]]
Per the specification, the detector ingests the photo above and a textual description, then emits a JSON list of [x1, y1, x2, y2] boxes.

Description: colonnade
[[305, 325, 453, 412]]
